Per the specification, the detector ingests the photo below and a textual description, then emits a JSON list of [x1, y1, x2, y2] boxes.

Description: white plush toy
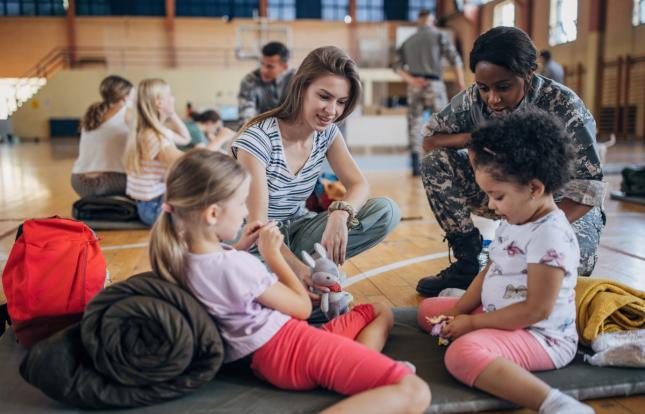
[[301, 243, 353, 320]]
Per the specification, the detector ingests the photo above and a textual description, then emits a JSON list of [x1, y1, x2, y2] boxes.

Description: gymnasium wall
[[10, 68, 252, 139], [0, 17, 390, 77]]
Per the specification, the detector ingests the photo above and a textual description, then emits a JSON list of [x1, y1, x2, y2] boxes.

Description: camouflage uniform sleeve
[[422, 89, 472, 137], [392, 45, 406, 72], [438, 32, 463, 68], [546, 86, 607, 207], [238, 74, 258, 124]]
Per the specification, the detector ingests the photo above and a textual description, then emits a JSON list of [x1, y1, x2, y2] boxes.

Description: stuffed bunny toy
[[301, 243, 353, 320]]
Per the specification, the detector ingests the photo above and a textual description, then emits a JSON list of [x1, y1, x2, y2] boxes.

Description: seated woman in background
[[233, 46, 400, 291], [124, 78, 191, 226], [180, 109, 236, 152], [71, 75, 134, 198]]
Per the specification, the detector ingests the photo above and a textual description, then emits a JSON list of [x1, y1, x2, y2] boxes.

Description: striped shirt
[[232, 117, 338, 221], [126, 127, 175, 201]]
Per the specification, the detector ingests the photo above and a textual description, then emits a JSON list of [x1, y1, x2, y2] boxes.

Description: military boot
[[416, 228, 483, 297]]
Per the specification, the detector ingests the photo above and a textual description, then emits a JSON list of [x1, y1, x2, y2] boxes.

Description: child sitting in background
[[71, 75, 133, 198], [418, 109, 594, 413], [123, 78, 191, 226], [181, 109, 235, 152], [148, 149, 431, 414]]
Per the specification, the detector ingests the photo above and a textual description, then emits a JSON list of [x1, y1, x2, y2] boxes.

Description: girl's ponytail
[[147, 149, 248, 285], [81, 101, 111, 131], [82, 75, 132, 132], [149, 210, 188, 286]]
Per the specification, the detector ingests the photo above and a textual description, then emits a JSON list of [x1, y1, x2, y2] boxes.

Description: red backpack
[[1, 217, 107, 347]]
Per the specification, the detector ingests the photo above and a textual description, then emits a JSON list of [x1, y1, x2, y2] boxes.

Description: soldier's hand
[[412, 77, 428, 88]]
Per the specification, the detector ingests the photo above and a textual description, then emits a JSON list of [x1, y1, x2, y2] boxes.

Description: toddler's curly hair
[[469, 108, 575, 194]]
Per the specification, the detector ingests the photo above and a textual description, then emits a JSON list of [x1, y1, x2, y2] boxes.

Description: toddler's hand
[[442, 314, 475, 340], [257, 222, 283, 259]]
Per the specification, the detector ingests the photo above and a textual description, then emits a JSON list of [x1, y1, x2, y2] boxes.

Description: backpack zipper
[[79, 240, 89, 308]]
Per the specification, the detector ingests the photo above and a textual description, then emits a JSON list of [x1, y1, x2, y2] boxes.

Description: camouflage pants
[[421, 149, 604, 276], [407, 81, 448, 155]]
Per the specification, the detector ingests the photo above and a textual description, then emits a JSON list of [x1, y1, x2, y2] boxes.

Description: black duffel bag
[[72, 195, 139, 222], [621, 166, 645, 197]]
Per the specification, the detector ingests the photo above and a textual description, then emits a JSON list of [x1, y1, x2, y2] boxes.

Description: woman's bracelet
[[328, 201, 359, 230]]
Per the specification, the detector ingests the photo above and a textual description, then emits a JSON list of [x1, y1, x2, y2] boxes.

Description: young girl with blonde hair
[[124, 78, 191, 226], [71, 75, 133, 197], [149, 149, 430, 414]]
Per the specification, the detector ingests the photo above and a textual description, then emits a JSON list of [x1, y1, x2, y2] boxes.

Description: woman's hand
[[207, 126, 236, 151], [234, 220, 263, 251], [320, 210, 349, 265], [442, 314, 475, 339], [257, 223, 283, 260]]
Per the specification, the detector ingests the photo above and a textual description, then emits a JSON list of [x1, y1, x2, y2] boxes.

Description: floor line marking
[[0, 226, 19, 241], [343, 252, 449, 288], [599, 244, 645, 262], [102, 242, 149, 251]]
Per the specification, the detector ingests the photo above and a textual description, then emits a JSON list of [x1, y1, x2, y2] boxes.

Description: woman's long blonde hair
[[81, 75, 132, 131], [239, 46, 362, 134], [123, 78, 171, 175], [149, 149, 248, 286]]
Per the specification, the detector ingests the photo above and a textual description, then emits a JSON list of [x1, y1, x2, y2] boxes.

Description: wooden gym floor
[[0, 139, 643, 413]]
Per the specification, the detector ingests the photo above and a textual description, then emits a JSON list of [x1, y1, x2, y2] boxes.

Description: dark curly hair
[[469, 27, 538, 77], [469, 108, 575, 194]]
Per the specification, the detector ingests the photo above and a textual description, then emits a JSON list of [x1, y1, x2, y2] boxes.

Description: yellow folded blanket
[[575, 277, 645, 346]]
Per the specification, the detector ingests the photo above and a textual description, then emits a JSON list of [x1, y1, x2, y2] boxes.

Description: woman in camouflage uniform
[[417, 27, 606, 296]]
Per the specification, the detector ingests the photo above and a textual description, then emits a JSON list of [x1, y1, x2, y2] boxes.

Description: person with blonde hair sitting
[[123, 78, 191, 226]]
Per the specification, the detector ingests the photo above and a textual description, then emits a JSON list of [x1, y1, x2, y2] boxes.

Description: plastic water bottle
[[478, 239, 491, 270]]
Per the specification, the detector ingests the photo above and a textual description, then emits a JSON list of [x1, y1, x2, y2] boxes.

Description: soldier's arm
[[557, 113, 607, 222], [238, 77, 258, 125], [423, 133, 471, 151], [422, 94, 472, 151]]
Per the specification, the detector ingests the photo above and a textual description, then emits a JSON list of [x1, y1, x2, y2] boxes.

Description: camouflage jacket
[[238, 68, 294, 125], [423, 74, 606, 208]]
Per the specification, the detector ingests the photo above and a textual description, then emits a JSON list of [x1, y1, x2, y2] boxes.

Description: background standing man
[[539, 50, 565, 84], [238, 41, 295, 126], [394, 9, 466, 176]]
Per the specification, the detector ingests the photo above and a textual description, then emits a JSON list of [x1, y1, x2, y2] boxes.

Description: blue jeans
[[136, 195, 163, 227]]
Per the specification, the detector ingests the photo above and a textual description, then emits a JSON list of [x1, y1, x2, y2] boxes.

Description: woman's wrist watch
[[328, 201, 359, 230]]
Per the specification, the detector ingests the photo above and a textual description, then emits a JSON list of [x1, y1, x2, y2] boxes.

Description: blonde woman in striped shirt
[[124, 78, 191, 226]]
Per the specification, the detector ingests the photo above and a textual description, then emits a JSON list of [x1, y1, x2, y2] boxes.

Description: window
[[0, 0, 65, 16], [233, 0, 258, 18], [356, 0, 383, 22], [492, 0, 515, 27], [76, 0, 165, 16], [634, 0, 645, 26], [322, 0, 348, 21], [408, 0, 435, 21], [268, 0, 295, 20], [549, 0, 578, 46], [177, 0, 235, 17]]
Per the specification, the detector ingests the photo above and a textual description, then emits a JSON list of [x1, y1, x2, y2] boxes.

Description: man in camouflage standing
[[394, 9, 465, 176], [238, 41, 294, 126]]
